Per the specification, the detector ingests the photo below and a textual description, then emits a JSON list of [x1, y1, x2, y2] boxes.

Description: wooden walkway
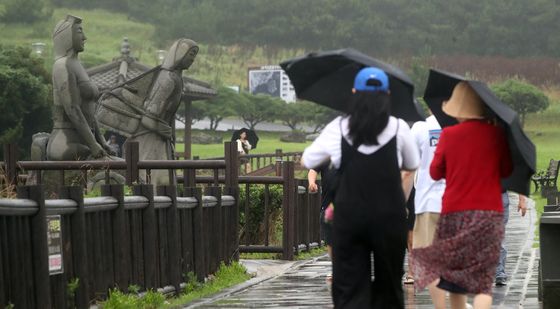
[[189, 194, 541, 308]]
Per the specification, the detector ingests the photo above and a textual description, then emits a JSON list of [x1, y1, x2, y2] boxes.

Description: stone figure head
[[162, 38, 199, 71], [53, 15, 86, 59]]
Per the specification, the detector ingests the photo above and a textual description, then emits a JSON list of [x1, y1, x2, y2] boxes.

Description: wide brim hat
[[442, 81, 486, 119]]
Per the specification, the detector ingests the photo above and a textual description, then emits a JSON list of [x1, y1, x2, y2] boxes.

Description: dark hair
[[347, 91, 391, 146]]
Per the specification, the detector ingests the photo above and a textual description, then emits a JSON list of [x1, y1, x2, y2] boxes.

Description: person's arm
[[54, 61, 105, 158], [245, 140, 252, 151], [430, 130, 447, 180], [308, 169, 319, 193], [302, 117, 341, 169], [237, 140, 244, 153], [401, 171, 414, 201], [518, 194, 527, 217]]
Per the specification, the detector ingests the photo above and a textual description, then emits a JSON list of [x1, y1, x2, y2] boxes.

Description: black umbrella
[[423, 69, 536, 195], [280, 48, 424, 122], [231, 128, 259, 150]]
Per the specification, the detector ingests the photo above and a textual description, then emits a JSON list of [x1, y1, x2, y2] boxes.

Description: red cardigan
[[430, 120, 512, 214]]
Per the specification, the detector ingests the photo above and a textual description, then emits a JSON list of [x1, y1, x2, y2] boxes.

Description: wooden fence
[[0, 142, 322, 308]]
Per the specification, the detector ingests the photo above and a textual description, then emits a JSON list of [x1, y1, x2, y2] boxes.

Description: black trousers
[[332, 202, 407, 309]]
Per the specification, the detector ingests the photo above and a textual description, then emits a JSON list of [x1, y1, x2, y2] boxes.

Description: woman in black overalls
[[302, 67, 419, 308]]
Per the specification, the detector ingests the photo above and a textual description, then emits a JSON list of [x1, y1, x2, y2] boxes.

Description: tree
[[491, 78, 550, 127], [196, 86, 236, 130], [306, 103, 340, 133], [0, 45, 52, 159], [234, 93, 282, 130], [0, 0, 53, 24], [276, 101, 313, 131]]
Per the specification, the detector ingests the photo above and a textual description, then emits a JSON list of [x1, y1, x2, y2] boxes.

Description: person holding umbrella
[[302, 67, 419, 308], [411, 81, 513, 309], [232, 128, 258, 173]]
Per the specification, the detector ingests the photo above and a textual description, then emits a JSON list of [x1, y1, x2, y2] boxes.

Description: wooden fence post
[[101, 184, 128, 291], [224, 142, 239, 261], [205, 186, 222, 271], [133, 184, 158, 289], [185, 187, 206, 281], [3, 143, 18, 188], [59, 186, 90, 308], [275, 149, 283, 176], [282, 162, 295, 260], [17, 185, 51, 308], [125, 142, 139, 186], [156, 185, 181, 294]]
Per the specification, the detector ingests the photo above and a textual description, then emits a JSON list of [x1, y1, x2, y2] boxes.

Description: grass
[[165, 261, 250, 308], [239, 252, 280, 260], [295, 247, 328, 260], [176, 129, 311, 159]]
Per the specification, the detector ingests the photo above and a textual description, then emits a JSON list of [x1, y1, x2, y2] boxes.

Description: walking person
[[495, 191, 527, 286], [411, 81, 513, 309], [307, 163, 335, 283], [410, 114, 447, 308], [302, 67, 419, 308]]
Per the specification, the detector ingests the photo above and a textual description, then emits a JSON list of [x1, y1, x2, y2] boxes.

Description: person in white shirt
[[236, 131, 252, 173], [410, 114, 447, 308]]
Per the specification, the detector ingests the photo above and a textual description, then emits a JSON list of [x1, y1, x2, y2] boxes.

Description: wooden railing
[[0, 142, 322, 308]]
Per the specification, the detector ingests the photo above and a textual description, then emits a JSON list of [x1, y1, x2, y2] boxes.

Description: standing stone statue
[[96, 39, 199, 184], [47, 15, 114, 160]]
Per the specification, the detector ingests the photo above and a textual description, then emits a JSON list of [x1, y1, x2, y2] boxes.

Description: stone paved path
[[189, 193, 540, 308]]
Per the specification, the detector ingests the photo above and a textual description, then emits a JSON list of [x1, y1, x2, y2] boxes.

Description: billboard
[[248, 66, 296, 102]]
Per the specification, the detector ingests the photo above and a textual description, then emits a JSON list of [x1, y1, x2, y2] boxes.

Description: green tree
[[491, 78, 550, 127], [0, 0, 52, 23], [276, 101, 312, 131], [234, 93, 282, 130], [0, 45, 52, 159], [306, 103, 340, 133], [196, 86, 236, 130]]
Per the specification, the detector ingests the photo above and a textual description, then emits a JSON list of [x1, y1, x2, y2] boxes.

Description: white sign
[[47, 215, 63, 275], [248, 65, 296, 103]]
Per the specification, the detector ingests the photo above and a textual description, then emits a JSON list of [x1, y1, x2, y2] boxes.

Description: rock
[[280, 131, 306, 143], [192, 132, 223, 144]]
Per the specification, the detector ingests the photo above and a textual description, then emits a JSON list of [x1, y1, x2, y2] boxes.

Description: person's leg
[[332, 217, 371, 308], [495, 192, 510, 284], [370, 222, 407, 308], [427, 280, 446, 309], [472, 293, 492, 309], [449, 293, 467, 309], [405, 230, 414, 283]]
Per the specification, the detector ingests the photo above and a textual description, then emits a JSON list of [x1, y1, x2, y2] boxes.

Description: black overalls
[[332, 131, 407, 309]]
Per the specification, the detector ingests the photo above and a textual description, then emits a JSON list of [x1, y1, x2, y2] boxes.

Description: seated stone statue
[[96, 39, 199, 185], [47, 15, 115, 160]]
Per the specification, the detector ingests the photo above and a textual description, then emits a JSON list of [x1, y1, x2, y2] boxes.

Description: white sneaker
[[466, 303, 473, 309]]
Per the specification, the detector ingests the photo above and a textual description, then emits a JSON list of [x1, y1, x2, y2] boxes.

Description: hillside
[[0, 8, 306, 87]]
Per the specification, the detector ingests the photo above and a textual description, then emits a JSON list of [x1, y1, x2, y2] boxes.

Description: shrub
[[239, 184, 283, 245]]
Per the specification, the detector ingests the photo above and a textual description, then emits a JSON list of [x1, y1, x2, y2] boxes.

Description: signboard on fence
[[47, 215, 63, 275]]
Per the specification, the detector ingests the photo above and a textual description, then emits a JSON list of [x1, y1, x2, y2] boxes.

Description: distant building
[[248, 65, 296, 103]]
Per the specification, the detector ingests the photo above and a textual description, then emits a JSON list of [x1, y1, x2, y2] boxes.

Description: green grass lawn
[[176, 129, 311, 159]]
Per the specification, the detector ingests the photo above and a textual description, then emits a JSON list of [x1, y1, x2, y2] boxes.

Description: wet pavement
[[188, 193, 541, 308]]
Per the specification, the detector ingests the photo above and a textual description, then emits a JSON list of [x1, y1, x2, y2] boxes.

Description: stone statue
[[96, 39, 199, 185], [47, 15, 115, 160]]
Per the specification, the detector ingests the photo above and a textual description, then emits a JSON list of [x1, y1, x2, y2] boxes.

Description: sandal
[[403, 275, 414, 284]]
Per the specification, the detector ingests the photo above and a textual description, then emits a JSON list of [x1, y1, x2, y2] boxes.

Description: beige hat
[[442, 81, 486, 119]]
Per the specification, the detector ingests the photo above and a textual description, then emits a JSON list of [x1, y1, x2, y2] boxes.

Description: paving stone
[[191, 196, 542, 308]]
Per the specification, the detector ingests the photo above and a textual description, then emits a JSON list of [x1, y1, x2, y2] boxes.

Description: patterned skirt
[[410, 210, 504, 295]]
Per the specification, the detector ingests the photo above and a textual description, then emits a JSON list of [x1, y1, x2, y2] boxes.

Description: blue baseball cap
[[353, 67, 390, 93]]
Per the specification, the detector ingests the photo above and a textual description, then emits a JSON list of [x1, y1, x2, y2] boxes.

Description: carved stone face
[[162, 39, 199, 71], [176, 46, 199, 70], [72, 23, 86, 53]]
